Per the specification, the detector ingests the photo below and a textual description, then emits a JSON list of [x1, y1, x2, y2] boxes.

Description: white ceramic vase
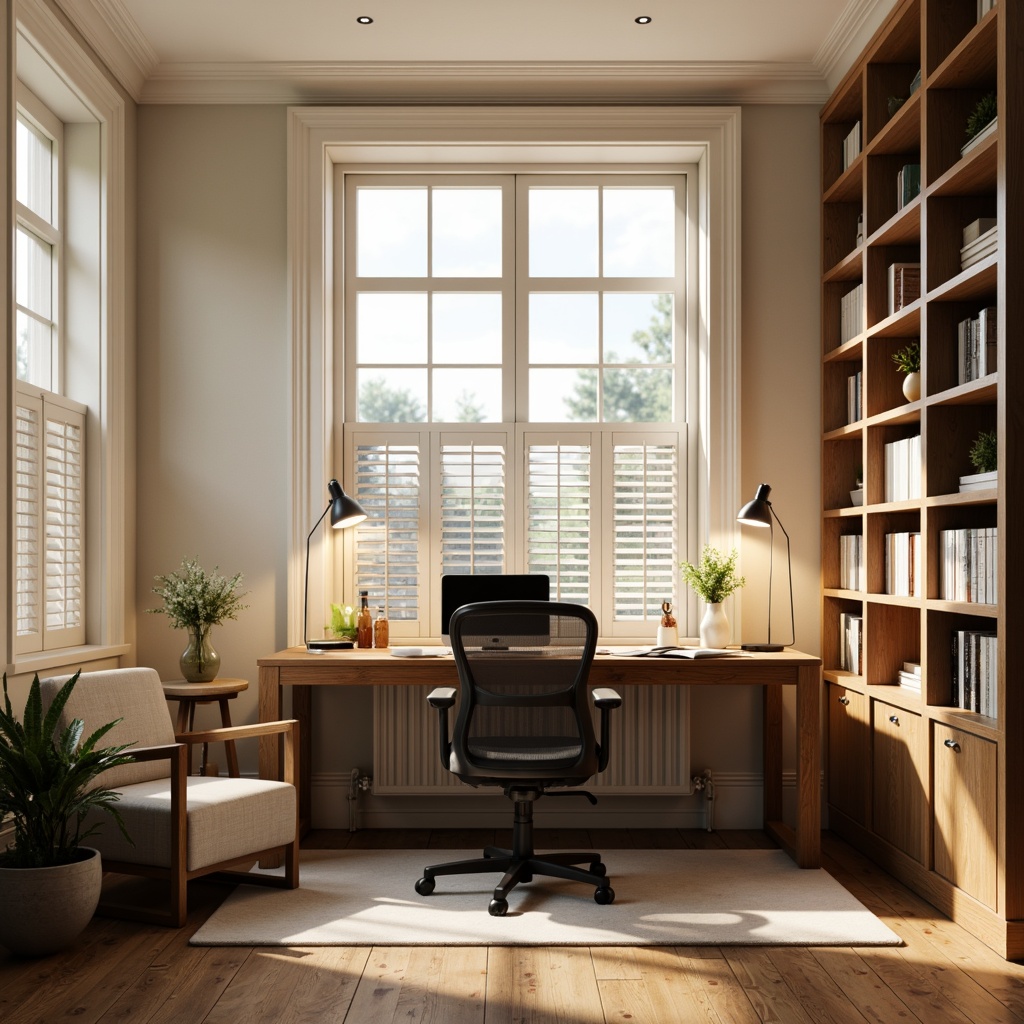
[[902, 371, 921, 402], [699, 602, 730, 649]]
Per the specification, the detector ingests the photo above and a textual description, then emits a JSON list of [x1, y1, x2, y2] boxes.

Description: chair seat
[[467, 735, 583, 766], [84, 776, 296, 873]]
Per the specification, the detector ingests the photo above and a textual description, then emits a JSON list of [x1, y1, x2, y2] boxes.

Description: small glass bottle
[[374, 607, 389, 649], [356, 591, 373, 649], [657, 599, 678, 648]]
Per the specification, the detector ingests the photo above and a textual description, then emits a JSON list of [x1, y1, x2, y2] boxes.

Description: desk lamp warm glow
[[304, 479, 368, 652], [736, 483, 795, 652]]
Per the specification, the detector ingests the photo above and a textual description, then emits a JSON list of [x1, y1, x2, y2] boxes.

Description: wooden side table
[[162, 678, 248, 777]]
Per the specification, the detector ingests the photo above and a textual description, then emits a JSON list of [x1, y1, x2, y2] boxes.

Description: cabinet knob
[[838, 696, 850, 706], [888, 714, 900, 725], [944, 738, 962, 753]]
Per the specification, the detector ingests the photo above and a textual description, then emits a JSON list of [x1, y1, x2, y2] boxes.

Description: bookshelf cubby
[[820, 0, 1021, 958]]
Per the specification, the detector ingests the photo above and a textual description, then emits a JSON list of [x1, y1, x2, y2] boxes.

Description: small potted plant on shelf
[[892, 340, 921, 402], [0, 671, 134, 956], [963, 91, 997, 155], [149, 557, 249, 682], [680, 546, 745, 649], [959, 429, 998, 492], [850, 466, 864, 507]]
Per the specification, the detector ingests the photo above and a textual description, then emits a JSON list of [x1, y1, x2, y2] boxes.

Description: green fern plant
[[680, 546, 746, 604], [891, 341, 920, 374], [966, 92, 997, 140], [0, 671, 135, 868], [969, 430, 997, 474]]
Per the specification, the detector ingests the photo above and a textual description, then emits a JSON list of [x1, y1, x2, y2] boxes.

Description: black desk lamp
[[736, 483, 795, 652], [304, 479, 368, 652]]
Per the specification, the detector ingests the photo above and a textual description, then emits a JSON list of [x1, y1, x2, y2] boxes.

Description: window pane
[[530, 368, 595, 422], [603, 188, 675, 277], [16, 227, 52, 318], [603, 368, 674, 422], [433, 293, 502, 363], [357, 293, 427, 364], [357, 369, 427, 422], [357, 188, 427, 277], [603, 293, 673, 363], [529, 293, 598, 363], [16, 118, 52, 223], [16, 310, 52, 389], [529, 188, 598, 277], [432, 188, 502, 277], [432, 369, 502, 422]]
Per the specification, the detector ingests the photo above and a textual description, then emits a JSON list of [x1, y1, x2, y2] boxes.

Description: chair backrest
[[448, 600, 600, 782], [40, 667, 176, 787]]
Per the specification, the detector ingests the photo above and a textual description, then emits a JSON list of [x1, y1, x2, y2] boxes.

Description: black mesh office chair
[[416, 600, 622, 916]]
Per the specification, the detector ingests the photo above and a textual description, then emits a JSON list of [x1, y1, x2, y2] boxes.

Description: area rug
[[190, 848, 901, 947]]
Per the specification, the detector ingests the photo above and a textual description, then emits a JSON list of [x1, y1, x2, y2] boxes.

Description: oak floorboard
[[486, 946, 605, 1024]]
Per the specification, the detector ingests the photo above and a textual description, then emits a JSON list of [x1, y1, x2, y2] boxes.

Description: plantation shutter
[[14, 383, 86, 652], [525, 438, 591, 605], [439, 438, 507, 576], [611, 436, 679, 624], [351, 437, 422, 626]]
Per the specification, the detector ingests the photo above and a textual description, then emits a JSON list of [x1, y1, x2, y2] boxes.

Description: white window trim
[[6, 0, 130, 675], [287, 106, 742, 645]]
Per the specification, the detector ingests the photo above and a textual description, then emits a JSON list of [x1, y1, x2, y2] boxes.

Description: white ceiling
[[54, 0, 898, 104]]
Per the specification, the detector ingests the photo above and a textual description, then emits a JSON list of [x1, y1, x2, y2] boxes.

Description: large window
[[341, 173, 690, 639]]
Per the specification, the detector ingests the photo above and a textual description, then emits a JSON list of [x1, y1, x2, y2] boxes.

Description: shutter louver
[[354, 442, 421, 622], [15, 398, 42, 640], [440, 443, 506, 574], [527, 443, 590, 604], [613, 441, 677, 621], [44, 413, 84, 633]]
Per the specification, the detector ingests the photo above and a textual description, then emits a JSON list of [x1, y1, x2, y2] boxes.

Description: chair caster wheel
[[415, 876, 435, 896], [488, 898, 509, 916], [590, 860, 606, 877], [594, 886, 615, 905]]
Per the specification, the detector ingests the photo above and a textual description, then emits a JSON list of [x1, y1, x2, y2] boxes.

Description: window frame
[[287, 106, 742, 645]]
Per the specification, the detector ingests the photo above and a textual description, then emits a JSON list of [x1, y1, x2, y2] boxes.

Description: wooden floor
[[3, 828, 1024, 1024]]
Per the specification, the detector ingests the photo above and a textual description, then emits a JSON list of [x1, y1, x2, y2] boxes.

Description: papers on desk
[[619, 646, 751, 658]]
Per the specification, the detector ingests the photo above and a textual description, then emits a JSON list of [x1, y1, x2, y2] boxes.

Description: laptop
[[440, 573, 550, 650]]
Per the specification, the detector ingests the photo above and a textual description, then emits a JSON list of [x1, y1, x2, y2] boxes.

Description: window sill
[[9, 643, 132, 679]]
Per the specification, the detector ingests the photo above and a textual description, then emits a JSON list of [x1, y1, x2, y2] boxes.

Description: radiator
[[373, 685, 692, 795]]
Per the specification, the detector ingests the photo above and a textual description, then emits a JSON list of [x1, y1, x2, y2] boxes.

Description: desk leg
[[795, 663, 822, 868], [293, 685, 312, 836], [763, 685, 783, 826], [258, 666, 284, 869]]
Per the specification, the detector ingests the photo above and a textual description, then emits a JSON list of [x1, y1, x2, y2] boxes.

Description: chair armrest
[[175, 719, 298, 745], [591, 688, 621, 773], [427, 687, 457, 709], [592, 687, 622, 709], [130, 742, 186, 762]]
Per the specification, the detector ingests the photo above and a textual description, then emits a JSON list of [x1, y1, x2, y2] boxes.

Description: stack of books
[[842, 121, 861, 171], [952, 630, 998, 715], [957, 306, 997, 383], [897, 163, 920, 210], [885, 531, 921, 597], [961, 218, 997, 270], [847, 369, 862, 422], [898, 661, 921, 694], [938, 527, 998, 603], [887, 262, 920, 316], [839, 534, 864, 591], [884, 434, 922, 501], [839, 611, 863, 674], [840, 282, 864, 343]]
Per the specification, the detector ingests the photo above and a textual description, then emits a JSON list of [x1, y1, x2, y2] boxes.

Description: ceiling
[[54, 0, 897, 104]]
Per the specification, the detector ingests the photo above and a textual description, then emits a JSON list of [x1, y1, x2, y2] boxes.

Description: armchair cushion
[[84, 775, 297, 872]]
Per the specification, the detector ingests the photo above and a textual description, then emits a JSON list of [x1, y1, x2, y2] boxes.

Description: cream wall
[[134, 102, 821, 826]]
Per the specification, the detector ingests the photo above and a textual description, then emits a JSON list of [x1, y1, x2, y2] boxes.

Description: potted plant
[[965, 91, 997, 145], [892, 341, 921, 401], [0, 671, 134, 956], [960, 429, 998, 492], [680, 546, 746, 648], [149, 557, 249, 682]]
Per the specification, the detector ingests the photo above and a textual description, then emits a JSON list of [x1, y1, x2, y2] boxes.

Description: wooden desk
[[257, 647, 822, 867], [162, 677, 248, 777]]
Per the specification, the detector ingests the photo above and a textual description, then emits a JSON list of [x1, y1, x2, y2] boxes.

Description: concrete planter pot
[[0, 847, 102, 956]]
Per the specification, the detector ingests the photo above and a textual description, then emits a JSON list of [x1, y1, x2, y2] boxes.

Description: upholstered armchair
[[41, 667, 299, 927]]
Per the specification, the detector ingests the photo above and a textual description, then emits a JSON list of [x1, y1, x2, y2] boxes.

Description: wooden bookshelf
[[820, 0, 1022, 958]]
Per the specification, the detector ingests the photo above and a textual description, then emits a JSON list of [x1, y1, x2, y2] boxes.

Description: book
[[897, 164, 921, 210], [661, 647, 750, 659], [964, 217, 997, 245], [843, 121, 861, 171], [887, 262, 921, 316]]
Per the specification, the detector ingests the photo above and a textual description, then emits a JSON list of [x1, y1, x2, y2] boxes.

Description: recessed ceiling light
[[356, 15, 373, 24], [635, 15, 652, 24]]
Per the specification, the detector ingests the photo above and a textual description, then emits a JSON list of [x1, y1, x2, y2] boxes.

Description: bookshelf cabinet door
[[828, 683, 870, 824], [933, 723, 997, 909], [872, 700, 925, 863]]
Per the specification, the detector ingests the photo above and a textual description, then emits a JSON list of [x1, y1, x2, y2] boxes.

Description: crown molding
[[139, 60, 830, 105], [53, 0, 157, 100], [814, 0, 898, 85]]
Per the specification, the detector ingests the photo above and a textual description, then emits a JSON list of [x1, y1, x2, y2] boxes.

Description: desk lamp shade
[[736, 483, 795, 652], [305, 479, 368, 651]]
